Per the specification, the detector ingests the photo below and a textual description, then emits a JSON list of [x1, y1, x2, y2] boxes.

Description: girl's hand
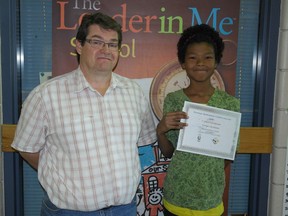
[[157, 111, 188, 135]]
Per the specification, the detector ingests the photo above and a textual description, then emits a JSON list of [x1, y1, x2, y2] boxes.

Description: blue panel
[[20, 0, 52, 215], [23, 163, 44, 215], [227, 0, 260, 214], [20, 0, 52, 100], [1, 0, 23, 215]]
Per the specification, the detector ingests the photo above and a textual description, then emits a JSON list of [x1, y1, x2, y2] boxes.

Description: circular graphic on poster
[[149, 59, 225, 120]]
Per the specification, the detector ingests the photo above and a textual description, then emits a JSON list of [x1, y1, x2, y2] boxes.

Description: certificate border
[[176, 101, 241, 160]]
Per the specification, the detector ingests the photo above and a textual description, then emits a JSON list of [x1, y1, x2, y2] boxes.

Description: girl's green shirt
[[163, 88, 240, 210]]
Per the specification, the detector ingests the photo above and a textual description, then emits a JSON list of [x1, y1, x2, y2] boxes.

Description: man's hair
[[177, 24, 224, 64], [76, 12, 122, 46]]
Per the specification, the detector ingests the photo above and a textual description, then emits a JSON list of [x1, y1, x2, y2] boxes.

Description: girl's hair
[[177, 24, 224, 64]]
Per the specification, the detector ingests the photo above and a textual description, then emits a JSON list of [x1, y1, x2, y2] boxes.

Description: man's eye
[[109, 43, 118, 48], [92, 40, 103, 45]]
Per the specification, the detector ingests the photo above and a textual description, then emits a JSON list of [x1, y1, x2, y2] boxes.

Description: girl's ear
[[181, 63, 185, 69]]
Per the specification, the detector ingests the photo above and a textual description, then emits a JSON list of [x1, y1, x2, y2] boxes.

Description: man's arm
[[19, 152, 39, 171]]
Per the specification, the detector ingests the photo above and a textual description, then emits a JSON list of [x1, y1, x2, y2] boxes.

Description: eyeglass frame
[[84, 39, 120, 51]]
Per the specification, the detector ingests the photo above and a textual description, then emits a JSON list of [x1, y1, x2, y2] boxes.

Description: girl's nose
[[196, 58, 204, 65]]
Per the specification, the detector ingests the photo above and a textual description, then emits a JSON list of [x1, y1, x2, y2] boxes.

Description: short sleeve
[[11, 88, 48, 152]]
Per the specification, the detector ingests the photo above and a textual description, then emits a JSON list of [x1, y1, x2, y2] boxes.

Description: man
[[12, 12, 157, 216]]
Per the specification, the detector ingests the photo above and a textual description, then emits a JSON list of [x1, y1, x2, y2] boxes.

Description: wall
[[269, 0, 288, 215]]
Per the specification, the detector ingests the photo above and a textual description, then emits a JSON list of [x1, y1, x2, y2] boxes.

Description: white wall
[[269, 0, 288, 215]]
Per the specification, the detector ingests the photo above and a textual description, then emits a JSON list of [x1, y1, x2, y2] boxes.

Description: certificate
[[176, 101, 241, 160]]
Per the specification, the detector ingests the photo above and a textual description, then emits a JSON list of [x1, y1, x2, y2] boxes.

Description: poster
[[52, 1, 240, 215]]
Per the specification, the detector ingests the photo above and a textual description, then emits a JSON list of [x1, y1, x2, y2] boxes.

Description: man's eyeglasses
[[85, 39, 119, 51]]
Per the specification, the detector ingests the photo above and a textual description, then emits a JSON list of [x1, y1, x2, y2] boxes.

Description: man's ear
[[75, 39, 83, 55]]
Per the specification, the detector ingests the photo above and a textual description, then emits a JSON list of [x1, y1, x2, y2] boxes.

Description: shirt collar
[[74, 67, 127, 93]]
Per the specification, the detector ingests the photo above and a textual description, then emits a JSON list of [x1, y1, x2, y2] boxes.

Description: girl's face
[[181, 42, 217, 84]]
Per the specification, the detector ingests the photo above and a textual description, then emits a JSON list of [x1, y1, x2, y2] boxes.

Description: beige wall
[[269, 0, 288, 215]]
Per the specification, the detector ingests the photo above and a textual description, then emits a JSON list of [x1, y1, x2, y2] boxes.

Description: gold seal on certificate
[[176, 101, 241, 160]]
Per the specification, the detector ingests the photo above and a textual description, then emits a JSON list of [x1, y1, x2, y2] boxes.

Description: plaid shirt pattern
[[12, 68, 157, 211]]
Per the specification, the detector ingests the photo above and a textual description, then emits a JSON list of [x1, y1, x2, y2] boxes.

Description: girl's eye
[[206, 55, 215, 59]]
